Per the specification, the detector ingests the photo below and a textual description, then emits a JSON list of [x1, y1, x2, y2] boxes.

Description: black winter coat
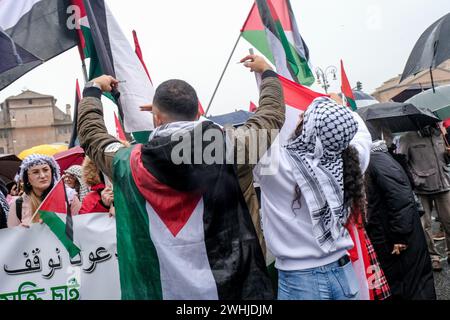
[[366, 151, 436, 300]]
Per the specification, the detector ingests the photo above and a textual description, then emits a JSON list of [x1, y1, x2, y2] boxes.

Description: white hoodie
[[254, 112, 372, 271]]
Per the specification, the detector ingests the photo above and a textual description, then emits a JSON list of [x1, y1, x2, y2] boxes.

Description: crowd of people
[[0, 54, 449, 300]]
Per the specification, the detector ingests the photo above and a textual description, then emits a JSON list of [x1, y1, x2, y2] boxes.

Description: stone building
[[0, 90, 72, 155], [372, 60, 450, 103]]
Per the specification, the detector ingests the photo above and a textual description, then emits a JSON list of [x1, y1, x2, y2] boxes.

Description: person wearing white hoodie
[[254, 97, 372, 300]]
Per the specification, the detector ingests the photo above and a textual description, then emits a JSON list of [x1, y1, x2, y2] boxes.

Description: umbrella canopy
[[406, 84, 450, 120], [54, 146, 85, 173], [401, 13, 450, 82], [208, 110, 253, 127], [0, 154, 21, 184], [18, 144, 68, 160], [356, 102, 441, 133]]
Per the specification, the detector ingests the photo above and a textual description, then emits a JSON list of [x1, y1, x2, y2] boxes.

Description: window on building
[[28, 99, 32, 105], [0, 147, 4, 154]]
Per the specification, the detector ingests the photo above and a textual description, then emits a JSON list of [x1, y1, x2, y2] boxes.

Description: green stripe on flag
[[242, 30, 275, 64], [39, 211, 81, 258], [347, 97, 357, 111], [113, 147, 163, 299]]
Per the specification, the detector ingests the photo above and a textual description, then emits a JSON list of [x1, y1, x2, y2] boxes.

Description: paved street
[[432, 218, 449, 300]]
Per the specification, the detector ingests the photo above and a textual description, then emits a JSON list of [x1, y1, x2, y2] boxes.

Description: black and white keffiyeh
[[149, 119, 208, 140], [285, 97, 358, 252]]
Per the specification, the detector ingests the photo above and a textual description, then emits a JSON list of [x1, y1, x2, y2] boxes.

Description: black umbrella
[[400, 13, 450, 91], [0, 154, 21, 185], [356, 102, 441, 133]]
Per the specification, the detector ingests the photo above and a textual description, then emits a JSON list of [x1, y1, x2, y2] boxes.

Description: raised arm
[[77, 76, 126, 179]]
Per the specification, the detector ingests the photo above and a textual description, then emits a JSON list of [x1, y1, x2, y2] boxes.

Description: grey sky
[[1, 0, 450, 118]]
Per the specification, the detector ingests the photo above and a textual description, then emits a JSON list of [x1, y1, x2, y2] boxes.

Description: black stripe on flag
[[255, 0, 298, 81], [83, 0, 124, 121], [285, 0, 310, 61], [0, 0, 77, 90]]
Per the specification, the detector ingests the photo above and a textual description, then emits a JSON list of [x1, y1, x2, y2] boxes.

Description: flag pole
[[205, 33, 242, 116]]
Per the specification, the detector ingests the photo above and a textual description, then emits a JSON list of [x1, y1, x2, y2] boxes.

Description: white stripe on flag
[[146, 198, 218, 300], [0, 0, 42, 29], [265, 28, 293, 82], [105, 4, 154, 132]]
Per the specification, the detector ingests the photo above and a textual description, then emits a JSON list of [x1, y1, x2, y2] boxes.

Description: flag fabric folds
[[74, 0, 154, 133], [0, 0, 77, 90], [241, 0, 314, 86]]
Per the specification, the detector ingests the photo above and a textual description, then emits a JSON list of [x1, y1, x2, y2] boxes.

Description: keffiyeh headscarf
[[285, 97, 359, 252], [65, 165, 89, 201], [19, 154, 61, 183]]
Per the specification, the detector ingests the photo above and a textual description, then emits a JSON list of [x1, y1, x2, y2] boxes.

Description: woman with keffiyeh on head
[[7, 154, 67, 227], [254, 96, 372, 300]]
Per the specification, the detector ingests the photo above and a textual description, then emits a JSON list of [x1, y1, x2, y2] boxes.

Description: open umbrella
[[356, 102, 440, 133], [54, 146, 85, 172], [18, 144, 68, 160], [0, 154, 21, 185], [400, 13, 450, 90], [406, 84, 450, 120]]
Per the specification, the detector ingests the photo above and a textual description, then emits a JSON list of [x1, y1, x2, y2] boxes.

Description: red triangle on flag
[[198, 100, 205, 116], [130, 146, 201, 237], [249, 101, 257, 112], [39, 179, 68, 214], [114, 112, 127, 141], [133, 30, 152, 84], [278, 75, 327, 111]]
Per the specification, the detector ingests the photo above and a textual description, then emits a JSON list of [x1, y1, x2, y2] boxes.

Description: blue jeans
[[278, 257, 360, 300]]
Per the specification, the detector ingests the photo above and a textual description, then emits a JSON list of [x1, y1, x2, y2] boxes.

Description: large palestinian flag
[[72, 0, 154, 134], [0, 0, 77, 90], [112, 122, 273, 300], [242, 0, 314, 86]]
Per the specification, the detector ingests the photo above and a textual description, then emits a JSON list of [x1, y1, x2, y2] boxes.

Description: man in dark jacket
[[366, 133, 436, 299], [399, 127, 450, 271]]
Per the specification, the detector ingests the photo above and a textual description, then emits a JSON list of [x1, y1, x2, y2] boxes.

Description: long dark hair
[[292, 121, 366, 223]]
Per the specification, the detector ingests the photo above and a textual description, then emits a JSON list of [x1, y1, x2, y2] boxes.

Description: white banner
[[0, 213, 121, 300]]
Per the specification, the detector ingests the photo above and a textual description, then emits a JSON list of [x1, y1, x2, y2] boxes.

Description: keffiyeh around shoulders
[[285, 97, 359, 252]]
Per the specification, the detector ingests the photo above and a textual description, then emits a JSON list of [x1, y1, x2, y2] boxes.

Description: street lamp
[[315, 66, 337, 94]]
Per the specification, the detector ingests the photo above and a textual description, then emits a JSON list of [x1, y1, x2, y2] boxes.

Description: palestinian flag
[[0, 0, 77, 90], [112, 122, 273, 300], [69, 79, 82, 148], [249, 101, 258, 112], [241, 0, 314, 86], [38, 179, 81, 259], [278, 74, 327, 143], [74, 0, 154, 134], [341, 59, 357, 111]]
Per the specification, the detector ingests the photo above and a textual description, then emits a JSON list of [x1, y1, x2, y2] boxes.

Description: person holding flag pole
[[77, 54, 285, 300]]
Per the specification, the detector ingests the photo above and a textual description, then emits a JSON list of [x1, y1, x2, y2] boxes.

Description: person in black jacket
[[365, 123, 436, 300]]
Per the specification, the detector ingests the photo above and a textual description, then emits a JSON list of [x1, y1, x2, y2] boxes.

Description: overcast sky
[[1, 0, 450, 118]]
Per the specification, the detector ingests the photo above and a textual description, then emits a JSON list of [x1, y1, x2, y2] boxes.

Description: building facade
[[0, 90, 72, 155]]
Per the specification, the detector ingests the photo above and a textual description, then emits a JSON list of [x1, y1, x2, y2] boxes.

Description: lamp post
[[315, 66, 337, 94]]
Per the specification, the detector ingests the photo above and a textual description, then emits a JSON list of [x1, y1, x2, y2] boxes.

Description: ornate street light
[[315, 66, 337, 94]]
